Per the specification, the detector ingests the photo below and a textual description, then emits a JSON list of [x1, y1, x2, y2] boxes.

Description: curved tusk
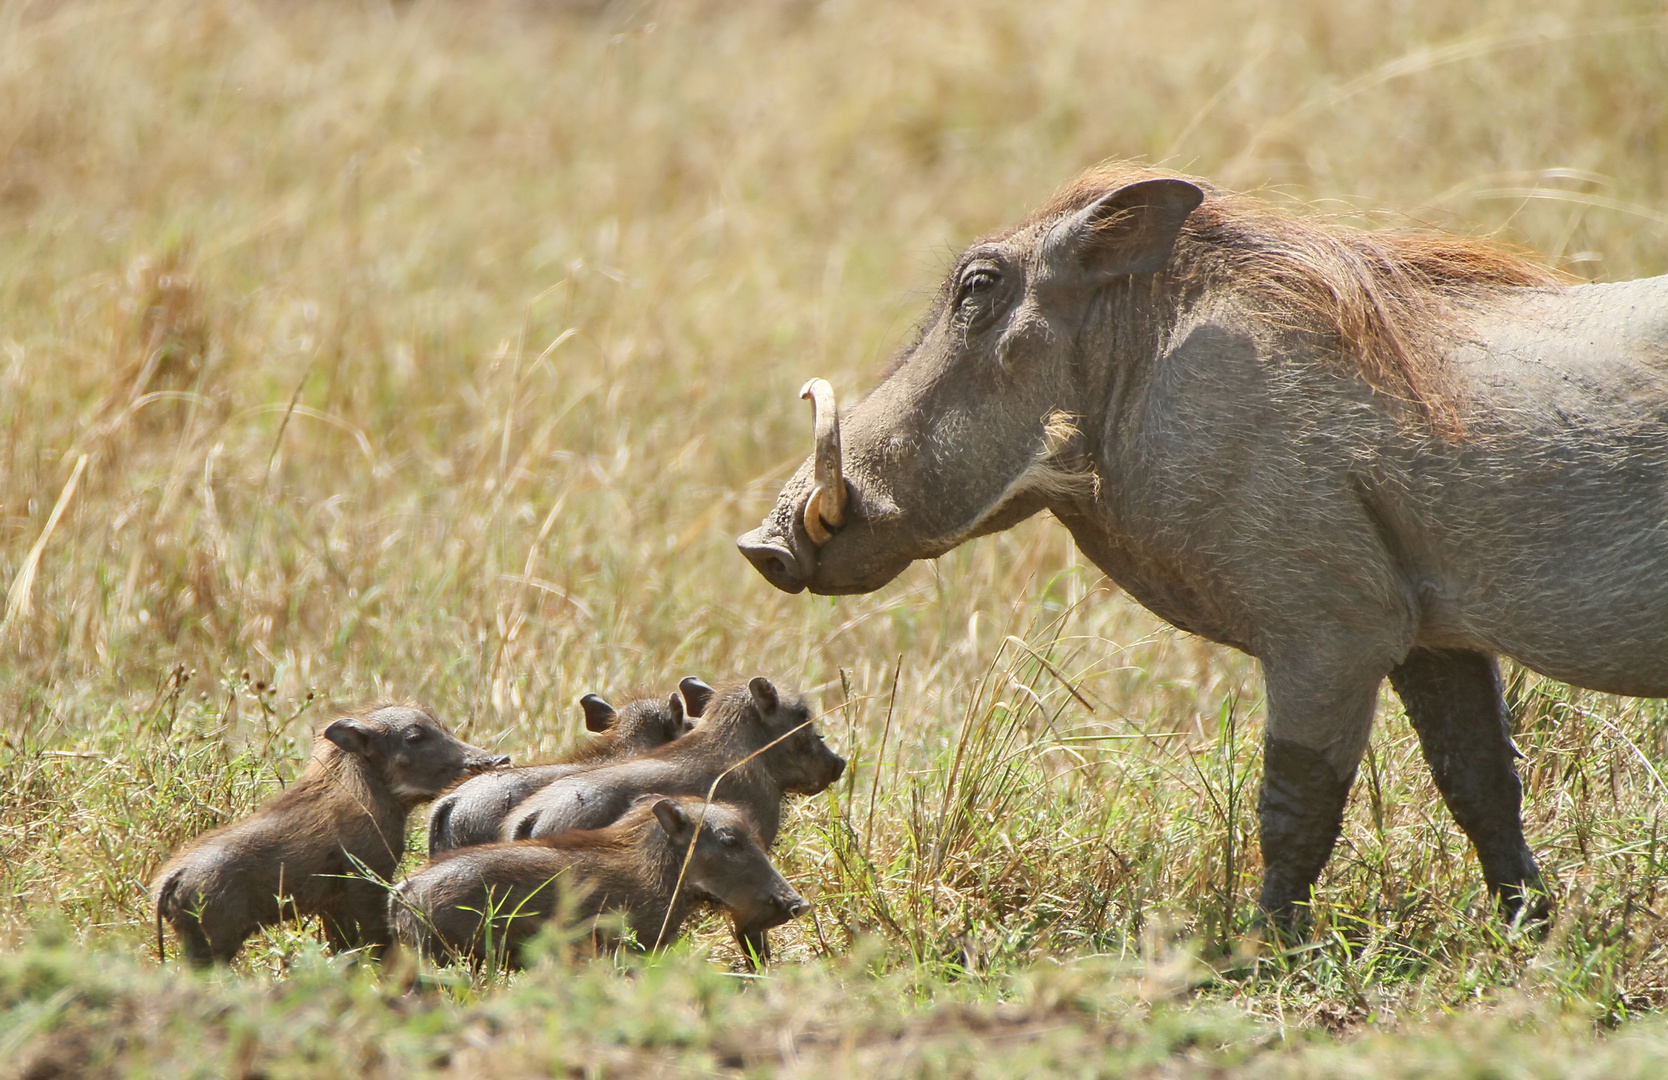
[[803, 487, 832, 545], [799, 378, 846, 544]]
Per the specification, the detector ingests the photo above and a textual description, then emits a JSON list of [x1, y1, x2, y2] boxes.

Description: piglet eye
[[720, 833, 740, 849], [405, 728, 426, 744]]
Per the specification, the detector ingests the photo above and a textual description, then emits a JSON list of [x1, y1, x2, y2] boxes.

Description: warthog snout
[[472, 753, 512, 771], [736, 530, 808, 592], [735, 378, 853, 591], [749, 883, 809, 931]]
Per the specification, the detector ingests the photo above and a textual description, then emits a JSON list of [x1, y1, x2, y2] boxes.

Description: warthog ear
[[666, 693, 687, 726], [679, 676, 715, 718], [579, 693, 617, 733], [651, 798, 694, 844], [1054, 178, 1203, 278], [323, 718, 375, 755], [748, 676, 780, 717]]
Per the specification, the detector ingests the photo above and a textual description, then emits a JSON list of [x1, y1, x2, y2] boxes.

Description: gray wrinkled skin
[[738, 171, 1668, 925]]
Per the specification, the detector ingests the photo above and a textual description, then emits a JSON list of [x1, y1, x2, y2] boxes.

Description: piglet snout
[[776, 889, 809, 920]]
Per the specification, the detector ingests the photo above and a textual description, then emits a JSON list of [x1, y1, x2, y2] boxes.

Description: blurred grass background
[[3, 0, 1668, 1072]]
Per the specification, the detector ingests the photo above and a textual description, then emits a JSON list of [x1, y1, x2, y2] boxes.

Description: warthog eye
[[719, 832, 740, 849], [958, 266, 999, 305], [404, 728, 427, 744]]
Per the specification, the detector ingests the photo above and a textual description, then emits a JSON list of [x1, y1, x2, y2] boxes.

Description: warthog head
[[654, 797, 808, 935], [738, 177, 1204, 594], [322, 704, 510, 808]]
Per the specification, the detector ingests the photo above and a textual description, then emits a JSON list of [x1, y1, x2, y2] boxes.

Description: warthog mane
[[1006, 163, 1566, 437]]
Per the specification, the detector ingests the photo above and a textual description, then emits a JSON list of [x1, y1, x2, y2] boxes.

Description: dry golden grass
[[3, 0, 1668, 1071]]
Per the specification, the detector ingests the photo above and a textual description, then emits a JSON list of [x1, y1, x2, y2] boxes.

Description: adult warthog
[[738, 162, 1668, 929]]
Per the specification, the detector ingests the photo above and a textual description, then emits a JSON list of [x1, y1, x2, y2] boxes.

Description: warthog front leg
[[1256, 737, 1356, 931], [1255, 654, 1381, 933], [1388, 648, 1546, 921], [322, 878, 395, 959]]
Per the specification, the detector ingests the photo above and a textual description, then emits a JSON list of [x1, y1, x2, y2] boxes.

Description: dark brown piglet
[[152, 703, 507, 966], [391, 796, 806, 968], [502, 677, 845, 847], [426, 677, 711, 856]]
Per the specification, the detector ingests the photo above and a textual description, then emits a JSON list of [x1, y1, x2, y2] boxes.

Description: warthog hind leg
[[1389, 648, 1546, 921], [167, 909, 218, 967]]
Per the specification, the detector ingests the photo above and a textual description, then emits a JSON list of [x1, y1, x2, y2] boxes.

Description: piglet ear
[[323, 718, 374, 755], [666, 693, 687, 725], [747, 676, 779, 717], [678, 676, 715, 718], [579, 693, 617, 733], [651, 798, 694, 844]]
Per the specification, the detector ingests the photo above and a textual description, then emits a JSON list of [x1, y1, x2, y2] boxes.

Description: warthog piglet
[[503, 676, 845, 848], [152, 704, 507, 965], [426, 677, 711, 856], [391, 795, 806, 968]]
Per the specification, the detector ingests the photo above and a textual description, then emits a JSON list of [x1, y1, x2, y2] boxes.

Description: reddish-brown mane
[[1019, 163, 1567, 435]]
